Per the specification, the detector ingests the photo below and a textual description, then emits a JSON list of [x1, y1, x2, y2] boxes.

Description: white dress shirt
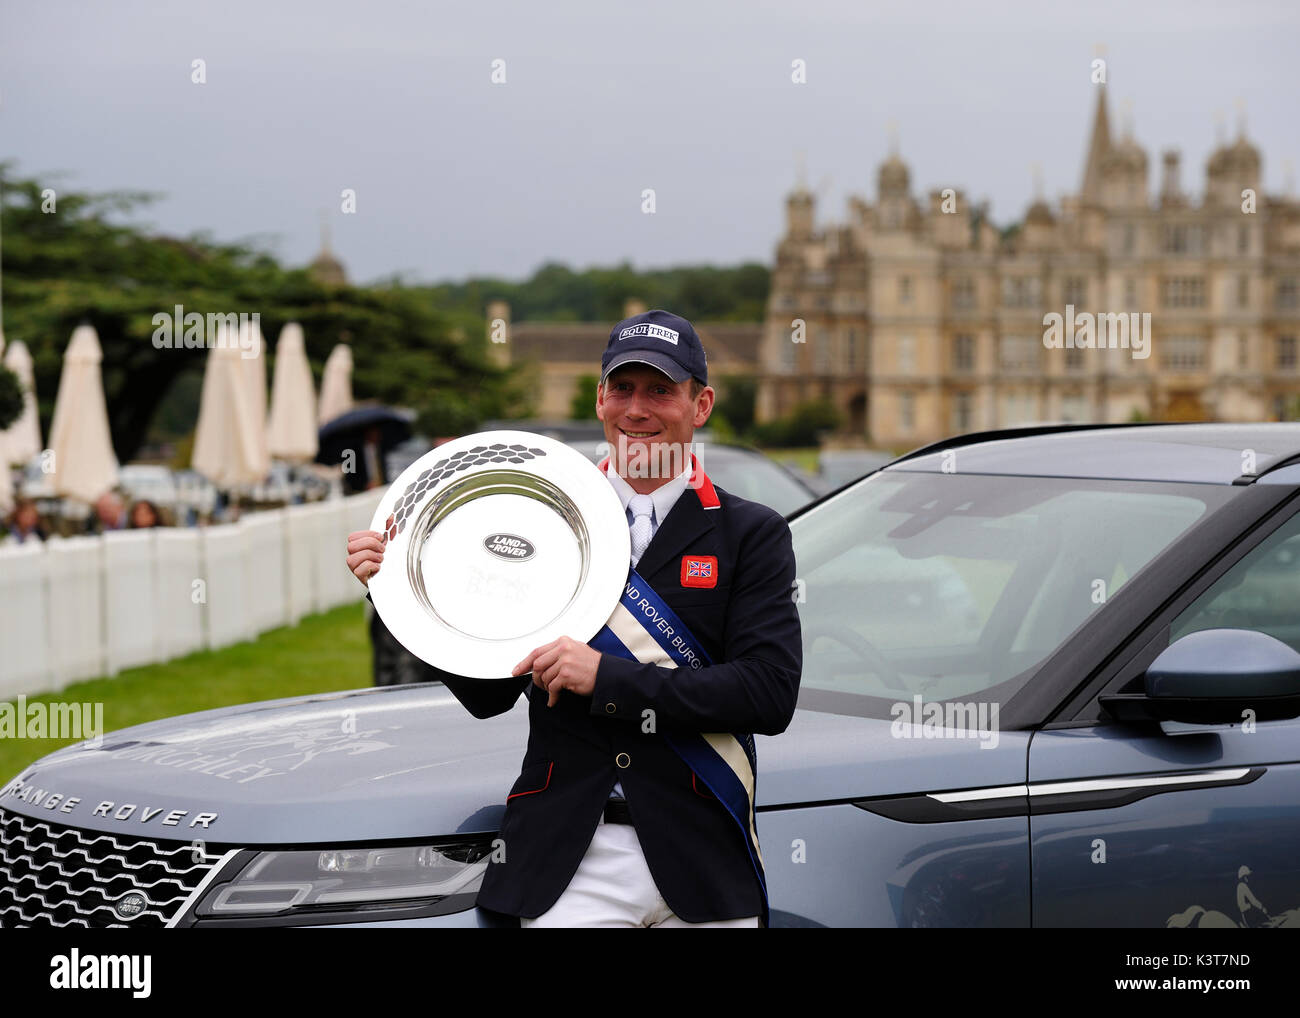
[[603, 457, 692, 543], [601, 456, 692, 798]]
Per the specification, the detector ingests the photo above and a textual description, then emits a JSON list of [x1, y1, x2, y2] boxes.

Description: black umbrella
[[315, 405, 415, 466]]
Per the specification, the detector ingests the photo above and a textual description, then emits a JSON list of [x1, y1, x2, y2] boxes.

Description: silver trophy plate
[[367, 430, 630, 678]]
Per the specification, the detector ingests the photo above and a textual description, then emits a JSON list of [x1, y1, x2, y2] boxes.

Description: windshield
[[789, 469, 1235, 719], [697, 449, 813, 516]]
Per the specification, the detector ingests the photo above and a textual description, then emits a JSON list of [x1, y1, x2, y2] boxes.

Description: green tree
[[423, 261, 770, 324], [714, 374, 757, 435], [0, 163, 515, 460], [570, 374, 599, 420], [753, 398, 842, 448]]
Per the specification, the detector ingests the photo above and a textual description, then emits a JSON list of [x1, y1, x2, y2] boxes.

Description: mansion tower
[[758, 87, 1300, 447]]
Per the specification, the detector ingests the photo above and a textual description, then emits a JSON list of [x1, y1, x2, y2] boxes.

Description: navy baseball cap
[[600, 309, 708, 387]]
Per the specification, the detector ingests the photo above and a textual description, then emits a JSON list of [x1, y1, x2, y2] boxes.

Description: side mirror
[[1100, 628, 1300, 724]]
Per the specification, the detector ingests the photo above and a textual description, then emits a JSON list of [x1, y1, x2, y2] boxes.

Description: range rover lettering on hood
[[4, 778, 218, 829]]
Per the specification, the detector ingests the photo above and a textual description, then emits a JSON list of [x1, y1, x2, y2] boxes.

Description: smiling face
[[596, 364, 714, 493]]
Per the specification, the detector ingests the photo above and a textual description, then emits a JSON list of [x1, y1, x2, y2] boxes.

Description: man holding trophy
[[346, 309, 803, 927]]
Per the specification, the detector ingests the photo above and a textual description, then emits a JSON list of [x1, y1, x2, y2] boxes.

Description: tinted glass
[[1170, 510, 1300, 652], [790, 470, 1235, 718], [696, 449, 813, 516]]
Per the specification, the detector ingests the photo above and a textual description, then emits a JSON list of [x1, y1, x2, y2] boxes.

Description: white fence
[[0, 490, 384, 699]]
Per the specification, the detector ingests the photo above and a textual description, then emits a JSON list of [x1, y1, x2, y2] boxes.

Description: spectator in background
[[343, 425, 388, 495], [3, 497, 49, 544], [362, 425, 386, 490], [129, 499, 163, 529], [85, 491, 127, 535]]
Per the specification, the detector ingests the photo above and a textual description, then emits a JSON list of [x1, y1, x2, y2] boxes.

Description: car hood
[[1, 684, 1028, 843]]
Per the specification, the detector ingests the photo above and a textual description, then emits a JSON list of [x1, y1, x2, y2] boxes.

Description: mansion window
[[846, 328, 861, 370], [778, 328, 797, 373], [1123, 224, 1136, 255], [1163, 336, 1207, 372], [898, 335, 916, 374], [1124, 278, 1138, 307], [1278, 278, 1299, 310], [1061, 394, 1088, 423], [1163, 223, 1204, 255], [952, 334, 974, 373], [899, 391, 914, 433], [1278, 336, 1298, 372], [952, 391, 973, 433], [951, 277, 976, 309], [1063, 276, 1087, 307], [999, 335, 1039, 372], [1237, 275, 1250, 309], [999, 392, 1037, 426], [1001, 276, 1042, 308], [1238, 333, 1249, 370], [899, 276, 913, 304], [1238, 225, 1250, 255], [814, 328, 832, 372], [1064, 345, 1086, 372], [1160, 277, 1206, 308]]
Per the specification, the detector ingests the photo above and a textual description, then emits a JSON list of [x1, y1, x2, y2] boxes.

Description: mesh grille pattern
[[0, 806, 224, 928]]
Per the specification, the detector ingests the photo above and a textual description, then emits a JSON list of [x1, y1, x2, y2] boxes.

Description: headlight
[[195, 839, 494, 922]]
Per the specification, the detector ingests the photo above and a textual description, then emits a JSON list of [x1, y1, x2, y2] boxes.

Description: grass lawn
[[0, 601, 372, 786]]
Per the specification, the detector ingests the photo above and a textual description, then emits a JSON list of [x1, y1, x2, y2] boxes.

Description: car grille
[[0, 806, 227, 928]]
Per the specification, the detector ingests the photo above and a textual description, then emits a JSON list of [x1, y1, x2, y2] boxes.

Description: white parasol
[[266, 322, 318, 461], [47, 324, 119, 503], [191, 322, 270, 488], [318, 343, 354, 425]]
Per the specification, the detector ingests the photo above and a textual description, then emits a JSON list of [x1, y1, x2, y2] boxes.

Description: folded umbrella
[[315, 405, 414, 467]]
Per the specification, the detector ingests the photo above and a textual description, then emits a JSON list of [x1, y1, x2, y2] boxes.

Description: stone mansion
[[756, 86, 1300, 447]]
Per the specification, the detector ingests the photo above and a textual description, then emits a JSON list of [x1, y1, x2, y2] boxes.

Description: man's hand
[[513, 637, 602, 707], [346, 523, 389, 587]]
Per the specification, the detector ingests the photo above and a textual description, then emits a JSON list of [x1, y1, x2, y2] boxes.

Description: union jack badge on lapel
[[680, 555, 718, 588]]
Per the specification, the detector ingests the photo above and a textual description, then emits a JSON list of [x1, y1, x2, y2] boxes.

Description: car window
[[1169, 510, 1300, 653], [568, 442, 814, 516], [791, 471, 1235, 718], [699, 451, 813, 516]]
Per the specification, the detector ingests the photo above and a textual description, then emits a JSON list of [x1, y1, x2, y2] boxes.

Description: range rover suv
[[5, 423, 1300, 928]]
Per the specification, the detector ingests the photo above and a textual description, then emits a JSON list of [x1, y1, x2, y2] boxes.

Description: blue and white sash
[[589, 568, 768, 926]]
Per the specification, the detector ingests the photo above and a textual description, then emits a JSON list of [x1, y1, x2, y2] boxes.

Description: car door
[[1028, 502, 1300, 928]]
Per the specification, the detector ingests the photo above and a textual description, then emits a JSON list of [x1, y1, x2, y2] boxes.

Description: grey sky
[[3, 0, 1296, 286]]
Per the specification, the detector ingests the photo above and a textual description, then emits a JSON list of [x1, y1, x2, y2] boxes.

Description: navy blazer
[[397, 465, 803, 923]]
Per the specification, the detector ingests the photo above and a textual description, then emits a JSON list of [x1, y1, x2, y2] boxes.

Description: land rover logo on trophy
[[112, 892, 148, 921], [484, 533, 536, 561]]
